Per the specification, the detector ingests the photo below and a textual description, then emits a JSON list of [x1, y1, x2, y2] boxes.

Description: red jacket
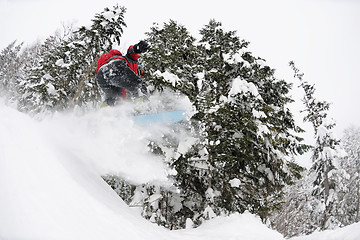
[[96, 47, 139, 74], [96, 49, 121, 73]]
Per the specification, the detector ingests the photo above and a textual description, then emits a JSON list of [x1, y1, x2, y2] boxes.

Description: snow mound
[[0, 101, 168, 240], [292, 222, 360, 240], [171, 212, 284, 240]]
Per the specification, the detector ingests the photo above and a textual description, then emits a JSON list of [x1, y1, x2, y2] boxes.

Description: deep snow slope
[[0, 99, 359, 240], [0, 102, 170, 240]]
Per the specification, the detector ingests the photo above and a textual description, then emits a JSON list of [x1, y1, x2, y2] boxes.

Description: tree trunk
[[322, 160, 330, 230], [70, 60, 97, 107], [356, 181, 360, 222]]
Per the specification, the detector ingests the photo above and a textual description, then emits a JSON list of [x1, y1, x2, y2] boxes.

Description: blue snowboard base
[[133, 110, 186, 125]]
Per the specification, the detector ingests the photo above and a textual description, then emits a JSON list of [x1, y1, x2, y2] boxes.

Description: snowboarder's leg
[[103, 87, 123, 106], [96, 67, 124, 106], [96, 60, 147, 105], [105, 60, 146, 97]]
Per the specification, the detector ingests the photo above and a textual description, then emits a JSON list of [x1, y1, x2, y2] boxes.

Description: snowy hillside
[[0, 98, 359, 240]]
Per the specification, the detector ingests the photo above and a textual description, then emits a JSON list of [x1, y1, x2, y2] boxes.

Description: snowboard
[[133, 110, 186, 125]]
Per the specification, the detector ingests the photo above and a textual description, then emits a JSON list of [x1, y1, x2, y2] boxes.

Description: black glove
[[133, 40, 150, 54]]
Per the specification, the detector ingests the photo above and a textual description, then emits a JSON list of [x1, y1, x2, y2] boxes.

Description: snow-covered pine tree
[[0, 41, 23, 103], [271, 64, 354, 237], [269, 170, 318, 237], [137, 20, 309, 228], [141, 24, 209, 229], [340, 127, 360, 224], [16, 41, 45, 107], [17, 34, 68, 114], [290, 61, 347, 230], [187, 20, 309, 221], [17, 5, 127, 114], [142, 20, 201, 101]]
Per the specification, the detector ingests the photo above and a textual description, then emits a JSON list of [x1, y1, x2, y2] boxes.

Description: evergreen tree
[[186, 20, 308, 220], [0, 41, 23, 102], [133, 20, 309, 228], [270, 64, 353, 237], [142, 20, 201, 100], [270, 124, 356, 237], [18, 35, 67, 114], [290, 61, 347, 230], [341, 127, 360, 224], [269, 170, 319, 237], [17, 5, 127, 114]]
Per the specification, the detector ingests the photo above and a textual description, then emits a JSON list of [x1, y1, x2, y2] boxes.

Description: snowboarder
[[96, 40, 150, 106]]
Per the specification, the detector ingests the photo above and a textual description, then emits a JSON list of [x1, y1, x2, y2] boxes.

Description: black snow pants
[[96, 60, 147, 106]]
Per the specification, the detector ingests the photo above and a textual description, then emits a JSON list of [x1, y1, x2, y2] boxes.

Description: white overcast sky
[[1, 0, 360, 139]]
